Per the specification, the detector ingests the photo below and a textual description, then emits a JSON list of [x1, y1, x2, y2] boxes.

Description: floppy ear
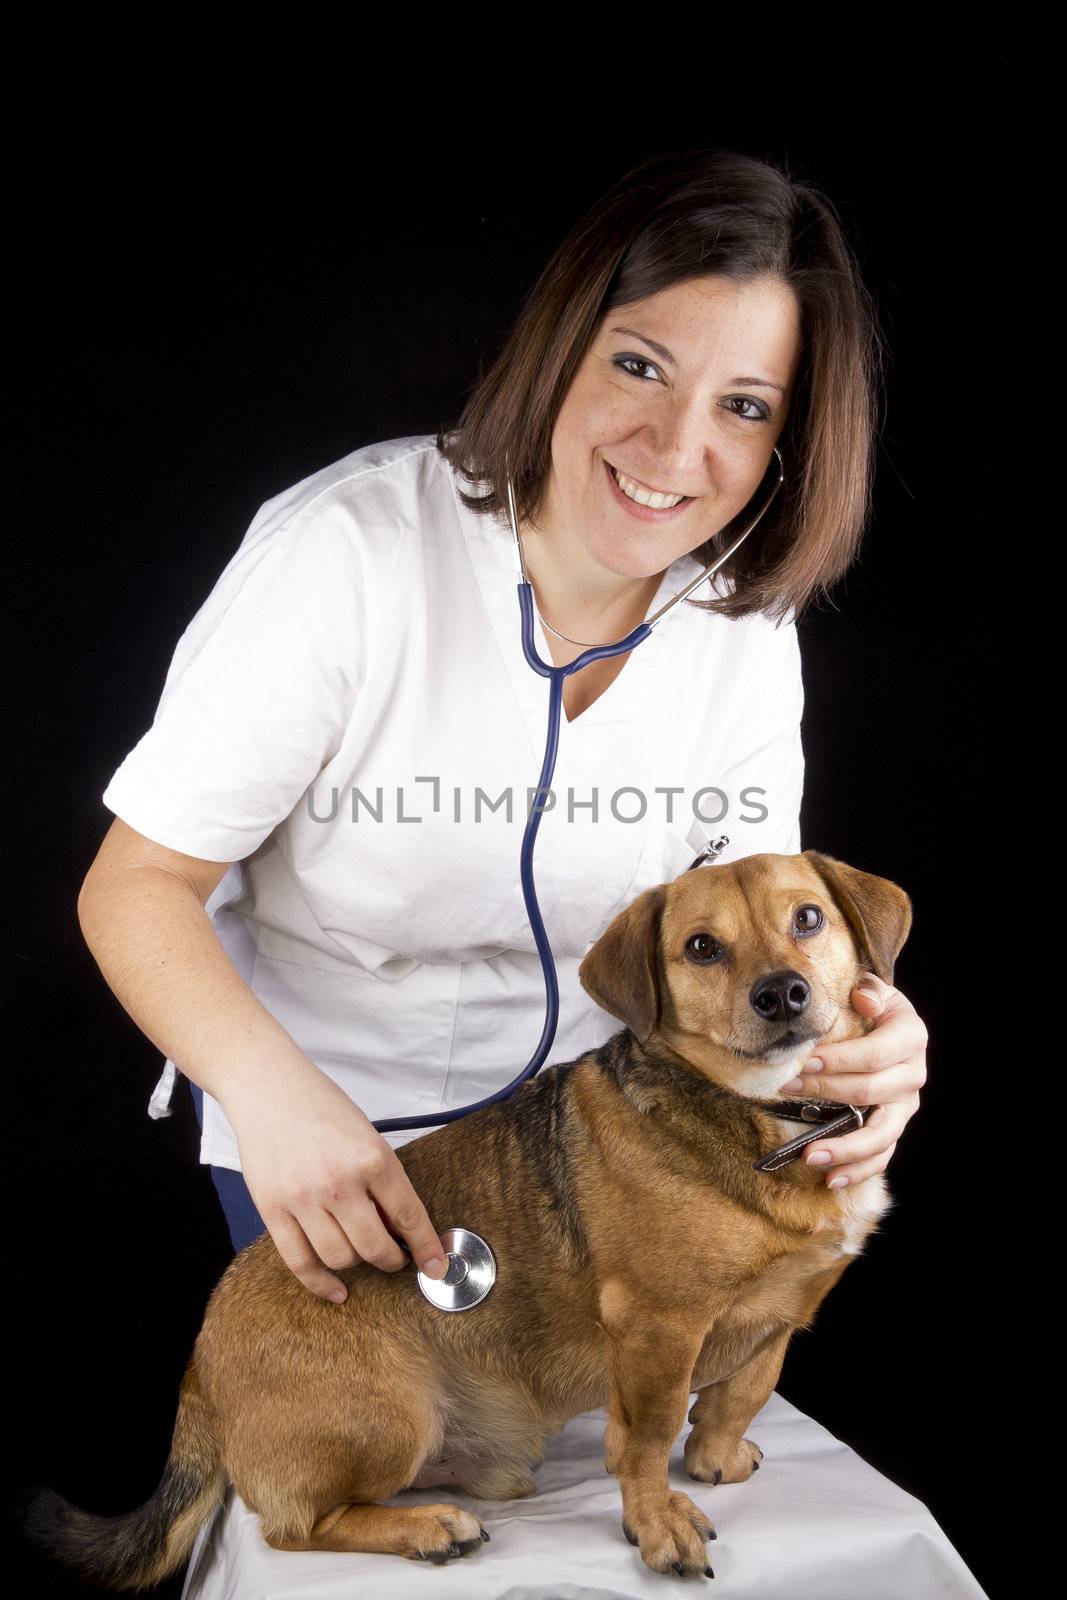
[[801, 850, 913, 984], [578, 885, 668, 1043]]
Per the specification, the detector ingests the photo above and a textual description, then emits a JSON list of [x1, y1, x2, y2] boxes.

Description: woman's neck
[[517, 521, 665, 658]]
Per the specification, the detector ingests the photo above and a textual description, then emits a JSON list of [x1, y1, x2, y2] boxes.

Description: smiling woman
[[439, 148, 884, 630]]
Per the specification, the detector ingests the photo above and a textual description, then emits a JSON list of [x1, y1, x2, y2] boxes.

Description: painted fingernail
[[807, 1150, 832, 1166], [803, 1057, 823, 1072], [782, 1076, 804, 1092], [828, 1175, 849, 1189]]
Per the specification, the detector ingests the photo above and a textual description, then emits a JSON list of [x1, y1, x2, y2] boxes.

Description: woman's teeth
[[610, 464, 688, 510]]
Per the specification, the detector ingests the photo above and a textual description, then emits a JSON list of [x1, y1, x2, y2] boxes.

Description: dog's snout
[[749, 970, 811, 1023]]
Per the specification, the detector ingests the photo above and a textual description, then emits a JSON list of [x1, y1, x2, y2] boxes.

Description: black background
[[6, 122, 993, 1598]]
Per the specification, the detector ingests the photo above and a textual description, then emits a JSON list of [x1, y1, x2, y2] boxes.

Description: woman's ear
[[578, 885, 668, 1042]]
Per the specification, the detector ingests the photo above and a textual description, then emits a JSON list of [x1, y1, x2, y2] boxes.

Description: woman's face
[[537, 274, 803, 584]]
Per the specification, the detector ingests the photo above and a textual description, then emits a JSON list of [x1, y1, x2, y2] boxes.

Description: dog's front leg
[[603, 1312, 718, 1578], [684, 1325, 792, 1484]]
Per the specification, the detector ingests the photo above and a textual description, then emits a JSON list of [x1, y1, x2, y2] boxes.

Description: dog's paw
[[404, 1505, 490, 1563], [622, 1490, 717, 1579], [684, 1432, 764, 1485]]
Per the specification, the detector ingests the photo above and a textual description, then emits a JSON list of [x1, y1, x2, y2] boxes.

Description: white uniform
[[101, 435, 805, 1169]]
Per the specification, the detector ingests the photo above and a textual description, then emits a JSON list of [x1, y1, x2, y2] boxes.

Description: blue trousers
[[189, 1081, 267, 1254]]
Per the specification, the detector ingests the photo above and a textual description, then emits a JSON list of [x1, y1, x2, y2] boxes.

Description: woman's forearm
[[76, 864, 323, 1115]]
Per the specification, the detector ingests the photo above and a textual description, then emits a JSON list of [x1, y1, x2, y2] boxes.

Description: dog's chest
[[741, 1173, 892, 1308], [807, 1172, 892, 1259]]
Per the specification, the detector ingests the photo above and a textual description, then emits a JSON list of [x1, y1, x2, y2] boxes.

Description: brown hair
[[435, 148, 887, 623]]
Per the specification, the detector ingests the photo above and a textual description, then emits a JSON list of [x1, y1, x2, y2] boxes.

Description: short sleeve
[[717, 618, 805, 859], [101, 511, 366, 861]]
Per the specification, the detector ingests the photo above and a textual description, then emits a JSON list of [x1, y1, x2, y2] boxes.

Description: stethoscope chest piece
[[416, 1227, 496, 1311]]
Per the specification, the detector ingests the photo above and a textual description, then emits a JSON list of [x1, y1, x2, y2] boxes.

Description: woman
[[78, 148, 928, 1308]]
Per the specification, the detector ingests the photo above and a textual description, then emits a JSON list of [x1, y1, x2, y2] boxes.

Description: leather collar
[[750, 1098, 870, 1173]]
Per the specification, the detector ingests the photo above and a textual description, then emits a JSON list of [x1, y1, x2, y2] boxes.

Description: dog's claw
[[623, 1506, 714, 1576], [480, 1528, 491, 1542]]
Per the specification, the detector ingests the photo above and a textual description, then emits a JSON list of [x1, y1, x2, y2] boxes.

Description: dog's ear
[[579, 885, 667, 1043], [801, 850, 913, 984]]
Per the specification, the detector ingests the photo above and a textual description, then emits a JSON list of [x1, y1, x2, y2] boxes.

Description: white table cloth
[[180, 1391, 986, 1598]]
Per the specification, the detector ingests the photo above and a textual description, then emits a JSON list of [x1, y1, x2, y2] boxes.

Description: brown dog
[[24, 849, 911, 1587]]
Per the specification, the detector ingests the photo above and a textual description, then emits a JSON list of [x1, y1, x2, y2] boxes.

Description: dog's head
[[578, 851, 912, 1094]]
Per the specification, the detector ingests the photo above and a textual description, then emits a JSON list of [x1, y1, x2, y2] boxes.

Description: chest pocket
[[595, 823, 701, 937]]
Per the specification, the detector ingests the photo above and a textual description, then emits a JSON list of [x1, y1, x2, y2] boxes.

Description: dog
[[23, 848, 912, 1587]]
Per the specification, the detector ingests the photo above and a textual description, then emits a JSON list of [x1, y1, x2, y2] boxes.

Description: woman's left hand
[[779, 974, 927, 1188]]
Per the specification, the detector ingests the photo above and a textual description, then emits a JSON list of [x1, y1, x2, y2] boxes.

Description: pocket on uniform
[[594, 823, 699, 934]]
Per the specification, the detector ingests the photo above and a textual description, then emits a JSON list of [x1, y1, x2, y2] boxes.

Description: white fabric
[[178, 1391, 987, 1599], [101, 434, 805, 1166]]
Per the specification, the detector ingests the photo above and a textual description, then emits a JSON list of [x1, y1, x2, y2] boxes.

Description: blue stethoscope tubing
[[371, 447, 784, 1134]]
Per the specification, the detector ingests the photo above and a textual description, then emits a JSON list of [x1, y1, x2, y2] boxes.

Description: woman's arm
[[77, 819, 450, 1298], [78, 818, 276, 1108]]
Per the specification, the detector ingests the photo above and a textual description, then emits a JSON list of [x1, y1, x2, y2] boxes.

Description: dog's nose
[[749, 970, 811, 1022]]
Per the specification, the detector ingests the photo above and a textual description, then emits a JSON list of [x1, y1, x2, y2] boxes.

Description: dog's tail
[[16, 1355, 227, 1593]]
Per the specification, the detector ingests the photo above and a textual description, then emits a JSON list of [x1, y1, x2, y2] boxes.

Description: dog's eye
[[685, 933, 723, 964], [794, 905, 824, 935]]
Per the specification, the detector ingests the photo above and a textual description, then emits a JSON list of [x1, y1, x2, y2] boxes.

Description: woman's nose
[[638, 400, 716, 484]]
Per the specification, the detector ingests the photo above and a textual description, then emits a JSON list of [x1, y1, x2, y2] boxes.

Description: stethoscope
[[377, 448, 786, 1309]]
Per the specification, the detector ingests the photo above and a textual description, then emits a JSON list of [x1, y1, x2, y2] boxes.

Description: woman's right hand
[[223, 1065, 450, 1303]]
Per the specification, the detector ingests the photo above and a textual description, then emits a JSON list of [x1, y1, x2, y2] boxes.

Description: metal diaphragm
[[416, 1227, 496, 1311]]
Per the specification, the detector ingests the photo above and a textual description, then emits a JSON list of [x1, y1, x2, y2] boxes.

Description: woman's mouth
[[604, 459, 693, 522]]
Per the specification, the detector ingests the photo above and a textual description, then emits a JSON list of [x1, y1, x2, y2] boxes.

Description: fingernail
[[807, 1150, 832, 1166], [782, 1076, 805, 1092], [328, 1289, 347, 1303], [423, 1257, 446, 1279], [802, 1056, 823, 1072], [828, 1175, 849, 1189]]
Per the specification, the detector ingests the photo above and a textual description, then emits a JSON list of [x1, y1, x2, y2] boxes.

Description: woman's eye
[[614, 354, 660, 382], [685, 933, 723, 964], [726, 396, 772, 424], [794, 905, 824, 935]]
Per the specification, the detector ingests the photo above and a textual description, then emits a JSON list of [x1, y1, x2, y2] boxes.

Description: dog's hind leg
[[243, 1400, 490, 1564], [263, 1501, 490, 1563], [225, 1364, 491, 1563]]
